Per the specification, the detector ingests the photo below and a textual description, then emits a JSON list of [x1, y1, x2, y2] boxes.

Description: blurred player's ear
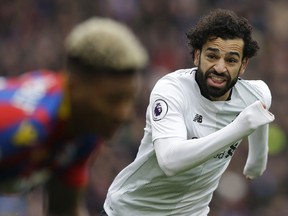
[[66, 72, 83, 102]]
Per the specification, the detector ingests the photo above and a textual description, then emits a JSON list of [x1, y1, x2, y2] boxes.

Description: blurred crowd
[[1, 0, 288, 215]]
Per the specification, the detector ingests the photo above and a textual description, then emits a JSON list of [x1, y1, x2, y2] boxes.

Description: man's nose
[[213, 59, 227, 73]]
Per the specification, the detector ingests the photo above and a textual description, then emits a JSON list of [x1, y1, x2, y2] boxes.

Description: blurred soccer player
[[102, 9, 274, 216], [0, 17, 147, 216]]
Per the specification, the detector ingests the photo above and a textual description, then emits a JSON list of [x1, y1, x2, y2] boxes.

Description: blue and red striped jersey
[[0, 70, 102, 192]]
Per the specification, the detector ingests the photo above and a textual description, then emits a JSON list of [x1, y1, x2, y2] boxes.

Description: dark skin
[[45, 71, 141, 216], [193, 37, 248, 101], [45, 177, 88, 216]]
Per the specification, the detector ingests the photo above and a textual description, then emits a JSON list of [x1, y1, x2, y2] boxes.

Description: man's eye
[[207, 54, 216, 59], [227, 58, 237, 63]]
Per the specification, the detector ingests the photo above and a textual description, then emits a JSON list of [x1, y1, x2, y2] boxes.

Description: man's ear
[[66, 72, 83, 102], [240, 58, 249, 76], [66, 73, 75, 95], [194, 50, 200, 66]]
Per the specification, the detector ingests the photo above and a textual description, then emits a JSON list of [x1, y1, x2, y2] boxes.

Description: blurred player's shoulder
[[1, 70, 64, 91]]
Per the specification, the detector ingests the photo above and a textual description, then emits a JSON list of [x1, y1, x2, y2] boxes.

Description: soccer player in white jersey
[[101, 9, 275, 216]]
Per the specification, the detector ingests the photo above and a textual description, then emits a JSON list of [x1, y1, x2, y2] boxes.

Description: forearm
[[243, 124, 269, 179], [47, 205, 89, 216], [45, 177, 89, 216], [154, 101, 274, 176], [155, 120, 251, 176]]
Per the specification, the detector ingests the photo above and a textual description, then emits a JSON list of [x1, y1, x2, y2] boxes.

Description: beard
[[195, 65, 240, 100]]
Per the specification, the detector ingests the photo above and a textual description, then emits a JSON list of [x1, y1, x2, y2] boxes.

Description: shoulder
[[15, 70, 63, 95], [163, 68, 196, 80], [0, 70, 64, 127], [152, 68, 196, 93], [238, 79, 272, 109], [0, 70, 63, 91]]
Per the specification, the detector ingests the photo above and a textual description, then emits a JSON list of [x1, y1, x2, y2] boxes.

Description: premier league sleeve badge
[[152, 99, 168, 121]]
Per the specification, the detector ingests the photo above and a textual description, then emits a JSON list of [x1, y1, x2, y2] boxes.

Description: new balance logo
[[193, 114, 203, 123]]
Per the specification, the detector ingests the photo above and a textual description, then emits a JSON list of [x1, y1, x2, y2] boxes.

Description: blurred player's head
[[186, 9, 259, 101], [64, 17, 148, 137]]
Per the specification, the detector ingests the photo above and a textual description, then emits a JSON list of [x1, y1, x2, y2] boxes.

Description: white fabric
[[243, 124, 269, 179], [104, 68, 274, 216], [243, 80, 272, 179], [155, 101, 274, 176]]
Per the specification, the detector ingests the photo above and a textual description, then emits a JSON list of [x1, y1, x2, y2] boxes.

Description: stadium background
[[0, 0, 287, 215]]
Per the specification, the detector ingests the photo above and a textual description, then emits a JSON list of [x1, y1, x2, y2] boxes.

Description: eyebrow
[[206, 47, 241, 58]]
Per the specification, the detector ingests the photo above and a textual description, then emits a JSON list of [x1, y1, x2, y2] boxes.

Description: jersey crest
[[152, 99, 168, 121]]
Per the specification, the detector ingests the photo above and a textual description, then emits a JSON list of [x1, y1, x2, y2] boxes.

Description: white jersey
[[104, 68, 272, 216]]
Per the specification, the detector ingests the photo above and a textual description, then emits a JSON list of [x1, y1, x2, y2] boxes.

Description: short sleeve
[[149, 76, 187, 143]]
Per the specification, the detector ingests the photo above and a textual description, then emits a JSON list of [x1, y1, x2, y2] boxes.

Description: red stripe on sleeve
[[0, 104, 26, 129]]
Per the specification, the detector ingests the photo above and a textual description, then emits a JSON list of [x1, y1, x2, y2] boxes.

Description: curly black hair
[[186, 9, 259, 60]]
